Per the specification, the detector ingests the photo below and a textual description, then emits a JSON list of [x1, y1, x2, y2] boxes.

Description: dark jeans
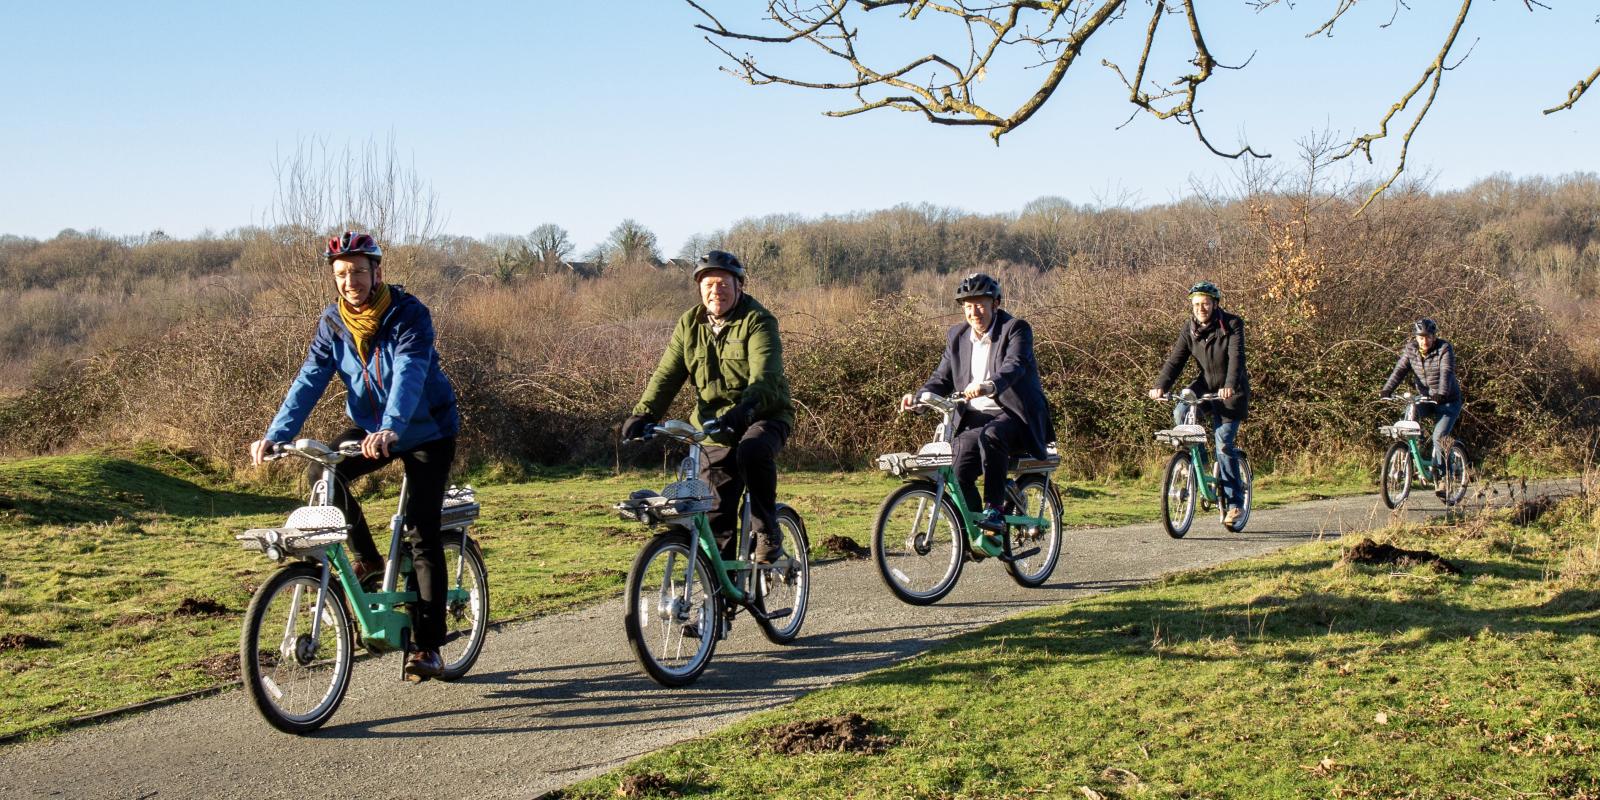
[[952, 408, 1029, 512], [701, 419, 789, 556], [1172, 402, 1243, 510], [1421, 398, 1462, 473], [325, 428, 456, 651]]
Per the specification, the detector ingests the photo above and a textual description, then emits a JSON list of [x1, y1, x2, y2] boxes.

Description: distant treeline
[[2, 173, 1597, 476]]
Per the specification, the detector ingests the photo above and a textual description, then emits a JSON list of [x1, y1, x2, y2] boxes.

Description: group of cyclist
[[247, 231, 1464, 681]]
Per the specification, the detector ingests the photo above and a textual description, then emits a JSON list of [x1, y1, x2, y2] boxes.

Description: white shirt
[[967, 324, 1000, 412]]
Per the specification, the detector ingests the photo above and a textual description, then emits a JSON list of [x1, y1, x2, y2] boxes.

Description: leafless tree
[[686, 1, 1594, 211], [528, 223, 575, 274], [606, 219, 663, 267]]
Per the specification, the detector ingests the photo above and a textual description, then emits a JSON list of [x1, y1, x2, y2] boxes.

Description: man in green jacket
[[622, 250, 796, 563]]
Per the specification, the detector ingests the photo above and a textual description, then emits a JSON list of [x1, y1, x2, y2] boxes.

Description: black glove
[[620, 414, 655, 441], [1379, 391, 1393, 400], [708, 402, 756, 437]]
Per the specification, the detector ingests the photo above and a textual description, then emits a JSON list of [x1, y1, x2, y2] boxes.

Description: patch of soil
[[615, 772, 677, 798], [756, 712, 894, 755], [0, 632, 58, 653], [1340, 537, 1461, 575], [174, 597, 231, 617], [1511, 495, 1556, 526], [600, 526, 648, 542], [821, 535, 870, 560], [185, 652, 240, 681]]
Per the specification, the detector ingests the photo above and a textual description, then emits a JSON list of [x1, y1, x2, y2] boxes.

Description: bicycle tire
[[623, 532, 722, 687], [1381, 441, 1412, 509], [438, 534, 489, 680], [1004, 475, 1063, 587], [872, 481, 966, 605], [240, 562, 354, 735], [1161, 451, 1197, 539], [1441, 441, 1471, 506], [754, 505, 810, 644]]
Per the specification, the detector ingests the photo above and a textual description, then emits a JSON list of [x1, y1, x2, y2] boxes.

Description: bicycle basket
[[237, 505, 349, 561], [616, 483, 713, 525], [440, 485, 480, 529], [1155, 424, 1208, 446], [876, 445, 953, 478], [1378, 420, 1424, 440]]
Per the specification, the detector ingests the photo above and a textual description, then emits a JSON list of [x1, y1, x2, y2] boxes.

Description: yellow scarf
[[338, 282, 392, 362]]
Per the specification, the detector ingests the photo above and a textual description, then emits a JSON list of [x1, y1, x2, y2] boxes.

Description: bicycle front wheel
[[438, 534, 489, 680], [241, 562, 353, 735], [1162, 452, 1197, 539], [872, 482, 965, 605], [1381, 442, 1412, 509], [1440, 441, 1470, 506], [624, 532, 722, 687], [754, 505, 810, 644], [1004, 475, 1063, 588]]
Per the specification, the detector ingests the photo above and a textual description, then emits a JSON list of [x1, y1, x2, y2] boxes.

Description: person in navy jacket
[[901, 273, 1055, 537], [249, 231, 460, 681]]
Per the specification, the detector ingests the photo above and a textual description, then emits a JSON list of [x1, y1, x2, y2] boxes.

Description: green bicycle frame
[[924, 463, 1051, 559], [689, 513, 754, 603], [1185, 443, 1222, 504]]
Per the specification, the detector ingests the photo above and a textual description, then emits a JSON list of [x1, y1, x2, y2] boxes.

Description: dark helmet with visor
[[324, 231, 383, 266], [693, 250, 746, 282], [954, 272, 1002, 304], [1413, 318, 1438, 336], [1188, 280, 1221, 301]]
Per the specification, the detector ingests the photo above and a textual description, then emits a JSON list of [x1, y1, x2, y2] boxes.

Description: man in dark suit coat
[[901, 273, 1055, 536]]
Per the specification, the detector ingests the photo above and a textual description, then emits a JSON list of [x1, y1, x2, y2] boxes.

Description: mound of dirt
[[1340, 538, 1461, 575], [757, 712, 894, 755], [174, 597, 230, 617], [186, 652, 240, 681], [615, 772, 677, 798], [0, 632, 58, 653], [1511, 495, 1557, 526], [821, 535, 870, 560]]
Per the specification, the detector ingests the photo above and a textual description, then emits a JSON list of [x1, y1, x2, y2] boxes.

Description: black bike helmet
[[1188, 280, 1221, 301], [1413, 318, 1438, 336], [954, 272, 1002, 304], [325, 231, 383, 266], [692, 250, 746, 282]]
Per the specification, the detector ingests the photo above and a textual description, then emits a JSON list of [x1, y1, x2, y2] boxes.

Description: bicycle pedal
[[758, 607, 792, 621], [998, 546, 1041, 564]]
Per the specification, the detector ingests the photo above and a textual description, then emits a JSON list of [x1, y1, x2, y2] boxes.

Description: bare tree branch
[[1543, 63, 1600, 114], [1332, 0, 1473, 215]]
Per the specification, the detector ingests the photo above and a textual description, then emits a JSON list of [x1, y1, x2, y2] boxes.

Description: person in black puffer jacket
[[1380, 318, 1462, 494], [1147, 281, 1249, 525]]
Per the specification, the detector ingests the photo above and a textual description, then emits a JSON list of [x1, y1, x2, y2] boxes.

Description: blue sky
[[2, 1, 1596, 256]]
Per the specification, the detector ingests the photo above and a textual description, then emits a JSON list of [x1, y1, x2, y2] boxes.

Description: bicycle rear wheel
[[1161, 452, 1197, 539], [754, 505, 810, 644], [624, 532, 722, 687], [1004, 475, 1062, 587], [1381, 442, 1412, 509], [872, 482, 965, 605], [438, 534, 489, 680], [241, 562, 353, 735]]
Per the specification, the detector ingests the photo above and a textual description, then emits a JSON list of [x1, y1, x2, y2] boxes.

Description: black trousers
[[952, 408, 1029, 511], [700, 419, 790, 556], [325, 428, 456, 651]]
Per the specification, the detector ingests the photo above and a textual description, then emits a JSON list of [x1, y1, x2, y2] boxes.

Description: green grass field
[[0, 446, 1373, 739], [563, 492, 1600, 799]]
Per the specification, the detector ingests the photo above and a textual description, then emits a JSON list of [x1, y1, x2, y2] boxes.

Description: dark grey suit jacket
[[919, 309, 1055, 458]]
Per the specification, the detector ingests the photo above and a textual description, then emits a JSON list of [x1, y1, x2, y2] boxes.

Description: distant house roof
[[665, 258, 695, 271], [559, 260, 601, 278]]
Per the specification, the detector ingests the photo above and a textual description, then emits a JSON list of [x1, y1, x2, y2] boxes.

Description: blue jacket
[[264, 286, 459, 452], [920, 309, 1056, 459]]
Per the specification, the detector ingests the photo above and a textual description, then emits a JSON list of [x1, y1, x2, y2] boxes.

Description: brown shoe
[[1224, 506, 1243, 526], [751, 532, 786, 565], [404, 650, 443, 682], [349, 559, 383, 587]]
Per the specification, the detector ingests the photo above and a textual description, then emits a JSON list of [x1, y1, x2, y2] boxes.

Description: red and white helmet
[[324, 231, 383, 266]]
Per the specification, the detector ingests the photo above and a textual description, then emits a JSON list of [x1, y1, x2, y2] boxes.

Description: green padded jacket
[[632, 293, 795, 445]]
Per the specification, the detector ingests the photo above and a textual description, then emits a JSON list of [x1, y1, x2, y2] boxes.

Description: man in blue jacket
[[249, 231, 460, 681], [901, 273, 1055, 537]]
